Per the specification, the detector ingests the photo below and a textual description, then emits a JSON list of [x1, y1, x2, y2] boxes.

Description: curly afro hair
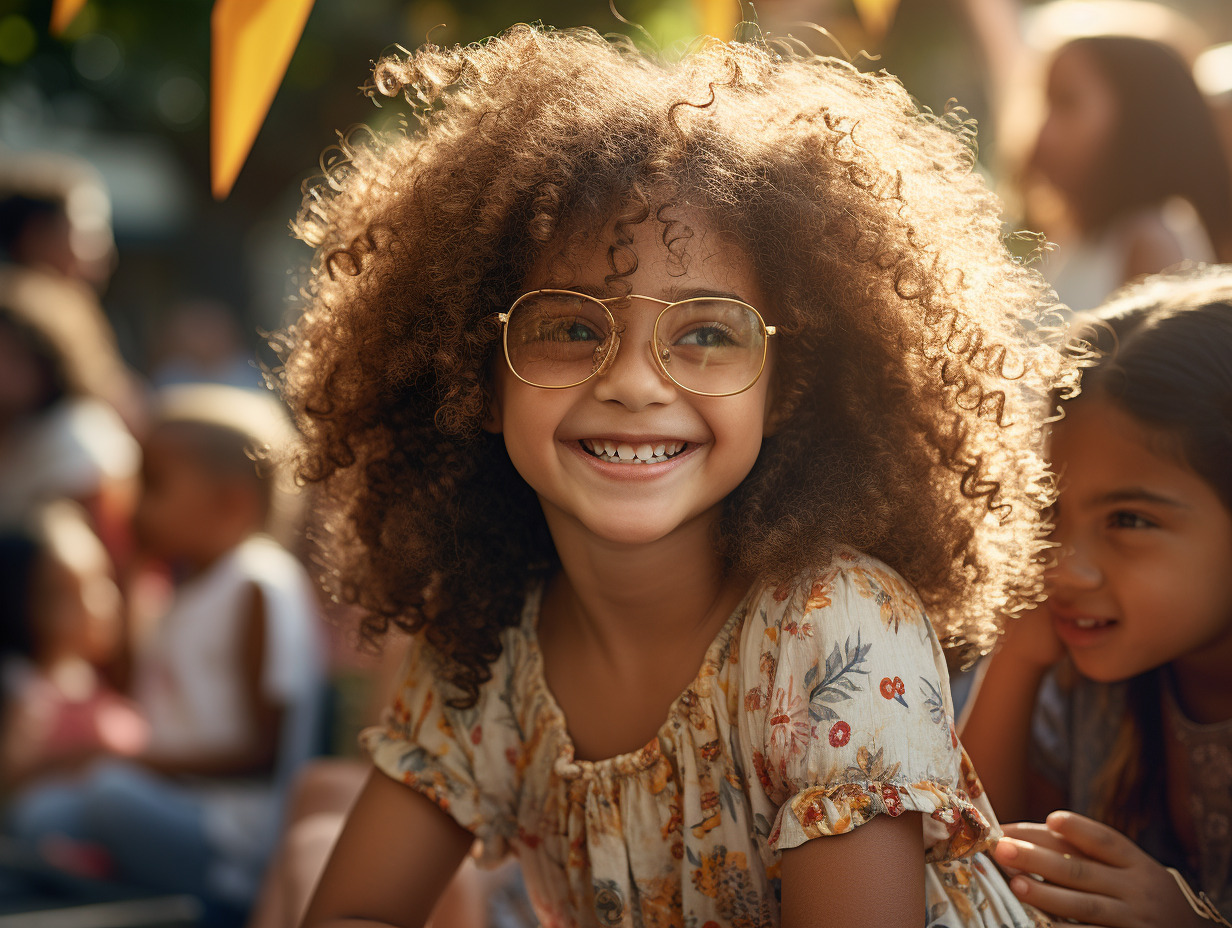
[[278, 24, 1077, 707]]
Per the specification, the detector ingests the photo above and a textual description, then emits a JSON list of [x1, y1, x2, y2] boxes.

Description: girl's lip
[[1051, 606, 1118, 647]]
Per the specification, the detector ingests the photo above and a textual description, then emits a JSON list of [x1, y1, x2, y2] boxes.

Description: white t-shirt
[[134, 534, 324, 900], [1044, 199, 1216, 313]]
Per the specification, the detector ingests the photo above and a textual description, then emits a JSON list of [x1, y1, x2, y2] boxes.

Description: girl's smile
[[486, 212, 775, 548], [577, 438, 688, 465]]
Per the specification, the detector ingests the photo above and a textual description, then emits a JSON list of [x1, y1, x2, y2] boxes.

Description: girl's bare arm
[[301, 768, 475, 928], [780, 812, 924, 927]]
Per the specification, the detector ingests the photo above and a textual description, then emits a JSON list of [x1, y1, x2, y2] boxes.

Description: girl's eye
[[537, 319, 602, 343], [676, 324, 738, 349], [1107, 510, 1155, 530]]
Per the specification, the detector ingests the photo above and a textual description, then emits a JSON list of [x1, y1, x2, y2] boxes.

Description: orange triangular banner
[[211, 0, 316, 199], [852, 0, 900, 40], [49, 0, 87, 35]]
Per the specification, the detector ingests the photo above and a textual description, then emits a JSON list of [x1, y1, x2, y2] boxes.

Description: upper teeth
[[1073, 618, 1111, 629], [582, 440, 685, 463]]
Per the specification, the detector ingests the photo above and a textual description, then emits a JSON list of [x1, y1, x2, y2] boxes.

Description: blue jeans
[[7, 760, 218, 901]]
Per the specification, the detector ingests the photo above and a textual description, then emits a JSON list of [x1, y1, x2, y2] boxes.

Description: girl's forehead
[[525, 214, 763, 303]]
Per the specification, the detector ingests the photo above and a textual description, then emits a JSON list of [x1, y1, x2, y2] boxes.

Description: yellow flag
[[49, 0, 87, 35], [693, 0, 739, 40], [852, 0, 900, 41], [211, 0, 316, 199]]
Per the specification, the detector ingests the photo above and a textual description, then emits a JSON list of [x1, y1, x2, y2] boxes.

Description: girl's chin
[[572, 507, 718, 548]]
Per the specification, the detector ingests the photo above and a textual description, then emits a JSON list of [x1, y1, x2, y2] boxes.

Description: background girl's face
[[1045, 395, 1232, 682], [32, 519, 122, 667], [1032, 44, 1119, 201], [487, 211, 775, 549], [133, 428, 224, 562]]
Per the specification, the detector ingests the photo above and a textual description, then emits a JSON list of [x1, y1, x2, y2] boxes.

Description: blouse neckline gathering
[[520, 580, 754, 781]]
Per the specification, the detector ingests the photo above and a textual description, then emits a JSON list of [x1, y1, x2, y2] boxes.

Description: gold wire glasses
[[496, 289, 776, 397]]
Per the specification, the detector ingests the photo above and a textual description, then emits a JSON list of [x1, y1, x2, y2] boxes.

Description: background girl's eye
[[1108, 510, 1155, 530]]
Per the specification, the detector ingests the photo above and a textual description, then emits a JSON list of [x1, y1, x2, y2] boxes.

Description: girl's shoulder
[[737, 547, 944, 706], [393, 586, 543, 717], [746, 546, 930, 645]]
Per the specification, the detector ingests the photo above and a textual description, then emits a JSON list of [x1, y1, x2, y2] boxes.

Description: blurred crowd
[[0, 0, 1230, 926]]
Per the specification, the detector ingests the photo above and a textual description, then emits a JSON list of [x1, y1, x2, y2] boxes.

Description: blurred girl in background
[[0, 502, 146, 795], [1027, 36, 1232, 310]]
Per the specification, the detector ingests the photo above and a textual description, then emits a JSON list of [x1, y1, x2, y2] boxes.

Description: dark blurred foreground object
[[0, 835, 200, 927]]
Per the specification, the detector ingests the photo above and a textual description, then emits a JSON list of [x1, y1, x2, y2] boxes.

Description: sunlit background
[[0, 0, 1224, 374]]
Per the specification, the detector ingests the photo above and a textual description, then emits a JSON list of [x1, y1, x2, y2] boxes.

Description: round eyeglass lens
[[655, 299, 767, 395], [505, 292, 613, 387]]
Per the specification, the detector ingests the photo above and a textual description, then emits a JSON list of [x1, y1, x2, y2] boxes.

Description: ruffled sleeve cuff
[[359, 690, 514, 867], [770, 777, 995, 863], [361, 723, 511, 867]]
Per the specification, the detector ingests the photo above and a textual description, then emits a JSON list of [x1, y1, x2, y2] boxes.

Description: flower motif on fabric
[[592, 878, 625, 926], [880, 675, 908, 707], [879, 782, 905, 816], [920, 677, 957, 747], [793, 782, 874, 835], [768, 678, 811, 769], [687, 845, 771, 928], [928, 803, 989, 859], [847, 744, 902, 783], [752, 750, 774, 794], [851, 564, 926, 633], [804, 631, 872, 723], [635, 876, 682, 928], [781, 618, 814, 638], [803, 572, 837, 612], [828, 721, 851, 747], [958, 749, 985, 800]]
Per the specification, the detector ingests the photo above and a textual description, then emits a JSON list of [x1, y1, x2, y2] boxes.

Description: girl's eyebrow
[[1091, 487, 1188, 509], [663, 285, 750, 302], [563, 283, 750, 302]]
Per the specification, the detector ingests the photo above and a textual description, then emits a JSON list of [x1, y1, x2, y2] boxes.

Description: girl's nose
[[1045, 538, 1103, 591], [590, 331, 677, 410]]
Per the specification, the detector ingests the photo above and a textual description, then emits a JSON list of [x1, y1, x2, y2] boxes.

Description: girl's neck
[[540, 507, 748, 669]]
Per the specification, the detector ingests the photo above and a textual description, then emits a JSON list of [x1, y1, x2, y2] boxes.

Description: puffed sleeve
[[359, 637, 511, 863], [741, 549, 996, 863]]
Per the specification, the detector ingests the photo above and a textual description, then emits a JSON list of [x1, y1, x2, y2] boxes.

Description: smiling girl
[[279, 24, 1073, 928], [962, 266, 1232, 927]]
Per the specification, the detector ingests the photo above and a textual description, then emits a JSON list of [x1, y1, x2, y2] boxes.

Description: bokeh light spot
[[72, 31, 123, 82], [0, 15, 37, 66], [156, 73, 207, 127]]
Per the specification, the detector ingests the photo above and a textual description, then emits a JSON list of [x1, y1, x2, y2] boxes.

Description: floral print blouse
[[363, 548, 1048, 927]]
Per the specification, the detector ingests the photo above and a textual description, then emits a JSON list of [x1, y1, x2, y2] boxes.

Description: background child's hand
[[994, 820, 1082, 878], [993, 811, 1212, 927], [997, 603, 1065, 670]]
